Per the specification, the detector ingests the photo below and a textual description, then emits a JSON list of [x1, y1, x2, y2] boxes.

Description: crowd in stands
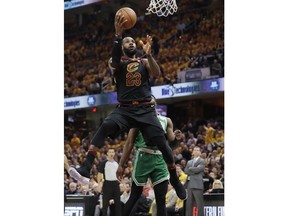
[[64, 1, 224, 97], [64, 116, 224, 215]]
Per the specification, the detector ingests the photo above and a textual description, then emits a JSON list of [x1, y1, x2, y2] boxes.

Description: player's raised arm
[[139, 35, 161, 77], [112, 12, 126, 68]]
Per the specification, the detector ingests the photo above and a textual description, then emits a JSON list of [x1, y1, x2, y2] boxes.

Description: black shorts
[[106, 104, 165, 142]]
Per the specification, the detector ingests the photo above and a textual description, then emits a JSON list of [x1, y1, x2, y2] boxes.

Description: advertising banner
[[151, 78, 224, 99], [64, 92, 117, 110], [64, 0, 103, 10], [64, 78, 224, 110]]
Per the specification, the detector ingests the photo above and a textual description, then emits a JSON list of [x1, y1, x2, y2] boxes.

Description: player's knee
[[101, 119, 118, 135], [101, 119, 111, 129]]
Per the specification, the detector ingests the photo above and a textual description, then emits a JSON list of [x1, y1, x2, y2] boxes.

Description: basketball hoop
[[146, 0, 178, 17]]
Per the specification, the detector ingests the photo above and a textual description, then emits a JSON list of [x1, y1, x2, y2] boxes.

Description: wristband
[[115, 34, 122, 39]]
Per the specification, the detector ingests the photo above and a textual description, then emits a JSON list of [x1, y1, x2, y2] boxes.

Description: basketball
[[116, 7, 137, 30]]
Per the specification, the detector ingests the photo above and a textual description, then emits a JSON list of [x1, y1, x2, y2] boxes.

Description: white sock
[[68, 167, 89, 185]]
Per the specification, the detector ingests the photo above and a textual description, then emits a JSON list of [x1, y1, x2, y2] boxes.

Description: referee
[[97, 148, 121, 216]]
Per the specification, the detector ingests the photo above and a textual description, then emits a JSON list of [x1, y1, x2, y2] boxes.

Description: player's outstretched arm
[[116, 128, 139, 181]]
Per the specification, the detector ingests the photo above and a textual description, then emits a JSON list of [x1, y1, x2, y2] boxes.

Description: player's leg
[[148, 135, 187, 200], [64, 155, 89, 185], [124, 150, 154, 215], [77, 118, 120, 178], [139, 110, 187, 200], [153, 180, 168, 216]]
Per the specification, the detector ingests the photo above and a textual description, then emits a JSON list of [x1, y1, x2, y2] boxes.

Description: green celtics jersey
[[134, 115, 167, 150]]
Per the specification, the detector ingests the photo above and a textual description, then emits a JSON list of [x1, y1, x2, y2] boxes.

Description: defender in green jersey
[[132, 115, 170, 186], [116, 101, 183, 216]]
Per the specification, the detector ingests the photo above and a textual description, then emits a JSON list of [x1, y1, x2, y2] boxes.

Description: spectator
[[215, 128, 224, 145], [176, 165, 187, 184], [210, 59, 222, 77], [200, 56, 209, 68], [65, 182, 80, 195], [207, 179, 224, 194], [184, 146, 205, 216], [196, 134, 205, 146], [209, 171, 216, 181], [179, 159, 187, 171], [173, 148, 184, 163], [70, 133, 81, 149], [120, 182, 131, 205], [122, 167, 132, 179], [187, 132, 197, 147], [203, 122, 215, 151], [202, 167, 214, 193], [180, 144, 192, 161]]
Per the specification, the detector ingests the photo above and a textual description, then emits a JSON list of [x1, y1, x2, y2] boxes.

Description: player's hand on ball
[[114, 12, 126, 35]]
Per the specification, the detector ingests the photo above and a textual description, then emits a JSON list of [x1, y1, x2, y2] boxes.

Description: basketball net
[[146, 0, 178, 17]]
